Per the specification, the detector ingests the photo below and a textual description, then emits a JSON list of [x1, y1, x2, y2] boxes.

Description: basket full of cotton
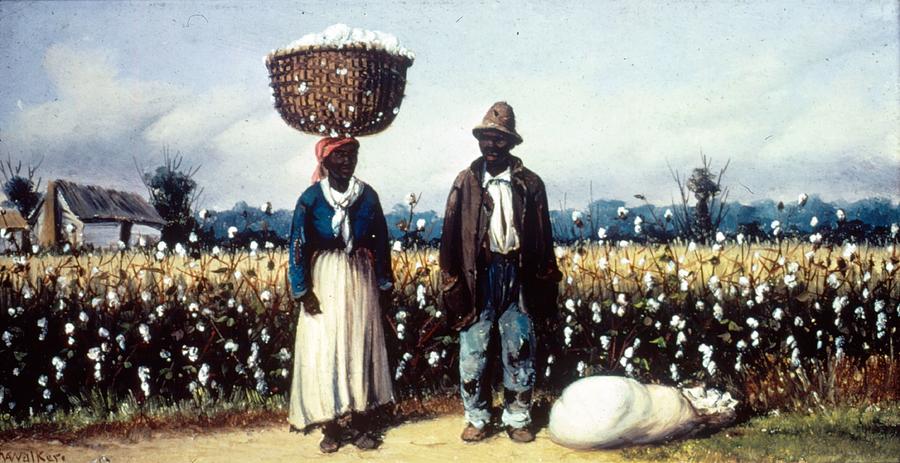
[[265, 24, 415, 137]]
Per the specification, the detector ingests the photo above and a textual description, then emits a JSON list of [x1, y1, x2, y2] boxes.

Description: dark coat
[[439, 155, 561, 330], [288, 182, 393, 299]]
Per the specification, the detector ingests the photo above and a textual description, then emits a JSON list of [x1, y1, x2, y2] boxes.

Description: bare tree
[[0, 153, 44, 218], [668, 154, 730, 243], [135, 147, 204, 244]]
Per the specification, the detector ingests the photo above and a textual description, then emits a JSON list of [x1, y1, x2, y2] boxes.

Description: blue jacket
[[288, 181, 393, 299]]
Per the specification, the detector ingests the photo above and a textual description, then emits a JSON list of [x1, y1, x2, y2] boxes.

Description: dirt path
[[1, 414, 638, 463]]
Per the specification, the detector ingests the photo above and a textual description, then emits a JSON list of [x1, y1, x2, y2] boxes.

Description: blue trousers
[[459, 252, 536, 430]]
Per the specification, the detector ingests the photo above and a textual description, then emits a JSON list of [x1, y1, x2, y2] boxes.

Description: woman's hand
[[297, 291, 321, 315]]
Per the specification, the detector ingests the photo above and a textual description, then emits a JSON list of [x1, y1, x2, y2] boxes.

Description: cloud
[[515, 42, 900, 207], [3, 43, 186, 192], [1, 25, 896, 217], [1, 42, 294, 208], [196, 111, 311, 210], [12, 43, 185, 148], [144, 86, 264, 152]]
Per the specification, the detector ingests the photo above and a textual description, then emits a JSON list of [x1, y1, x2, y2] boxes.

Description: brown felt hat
[[472, 101, 523, 145]]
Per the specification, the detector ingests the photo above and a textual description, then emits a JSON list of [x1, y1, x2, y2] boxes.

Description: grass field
[[623, 402, 900, 462]]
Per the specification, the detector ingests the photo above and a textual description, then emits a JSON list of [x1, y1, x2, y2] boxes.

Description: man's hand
[[296, 291, 321, 315], [379, 288, 393, 311]]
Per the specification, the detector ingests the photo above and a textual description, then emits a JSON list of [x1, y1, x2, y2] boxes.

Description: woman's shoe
[[351, 431, 381, 450], [319, 434, 340, 453], [319, 422, 342, 453]]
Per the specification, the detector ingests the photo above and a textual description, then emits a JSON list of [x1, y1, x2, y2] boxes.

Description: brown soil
[[1, 414, 637, 463]]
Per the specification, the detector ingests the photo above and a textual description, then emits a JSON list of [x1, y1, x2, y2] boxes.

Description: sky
[[0, 1, 897, 213]]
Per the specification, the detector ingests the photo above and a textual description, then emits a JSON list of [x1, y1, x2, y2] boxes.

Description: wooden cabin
[[30, 180, 164, 249], [0, 207, 29, 252]]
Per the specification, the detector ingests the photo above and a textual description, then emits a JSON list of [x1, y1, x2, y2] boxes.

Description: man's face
[[323, 143, 358, 180], [478, 130, 514, 166]]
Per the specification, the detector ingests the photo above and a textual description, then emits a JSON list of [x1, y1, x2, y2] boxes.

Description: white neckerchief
[[320, 176, 364, 252], [482, 167, 520, 254]]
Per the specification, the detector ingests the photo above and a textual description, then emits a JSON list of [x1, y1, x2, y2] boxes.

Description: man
[[440, 101, 561, 443]]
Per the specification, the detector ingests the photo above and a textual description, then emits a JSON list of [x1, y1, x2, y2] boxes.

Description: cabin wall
[[81, 223, 162, 249], [82, 223, 120, 249], [58, 192, 85, 246], [131, 224, 162, 246]]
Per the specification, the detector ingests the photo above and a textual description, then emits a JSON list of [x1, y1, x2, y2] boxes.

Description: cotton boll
[[277, 24, 415, 60]]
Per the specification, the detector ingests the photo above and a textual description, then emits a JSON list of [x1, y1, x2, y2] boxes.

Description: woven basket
[[266, 47, 413, 137]]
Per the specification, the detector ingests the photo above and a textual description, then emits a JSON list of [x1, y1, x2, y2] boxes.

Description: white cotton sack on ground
[[680, 385, 739, 425], [548, 376, 736, 449]]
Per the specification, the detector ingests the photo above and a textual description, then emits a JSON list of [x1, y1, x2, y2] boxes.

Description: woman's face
[[323, 143, 358, 180]]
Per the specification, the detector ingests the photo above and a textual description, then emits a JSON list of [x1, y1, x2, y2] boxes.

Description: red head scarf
[[311, 137, 359, 184]]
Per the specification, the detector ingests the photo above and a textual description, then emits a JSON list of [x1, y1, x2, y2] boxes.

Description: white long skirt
[[288, 249, 394, 429]]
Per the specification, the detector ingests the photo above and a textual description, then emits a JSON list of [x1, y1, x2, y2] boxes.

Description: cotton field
[[0, 237, 897, 421]]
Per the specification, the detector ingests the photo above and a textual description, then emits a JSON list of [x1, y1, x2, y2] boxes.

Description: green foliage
[[622, 402, 900, 462], [142, 149, 200, 244], [2, 175, 42, 218], [0, 388, 285, 435]]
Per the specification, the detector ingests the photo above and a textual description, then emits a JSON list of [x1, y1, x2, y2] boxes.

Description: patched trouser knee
[[499, 304, 536, 429], [459, 317, 493, 429]]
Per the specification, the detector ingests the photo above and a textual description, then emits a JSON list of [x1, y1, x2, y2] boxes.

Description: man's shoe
[[460, 424, 489, 442], [507, 427, 535, 443]]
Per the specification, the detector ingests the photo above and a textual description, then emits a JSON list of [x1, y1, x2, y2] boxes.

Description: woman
[[287, 137, 394, 453]]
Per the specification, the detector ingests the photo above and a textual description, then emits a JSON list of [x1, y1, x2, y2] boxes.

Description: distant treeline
[[195, 195, 897, 247]]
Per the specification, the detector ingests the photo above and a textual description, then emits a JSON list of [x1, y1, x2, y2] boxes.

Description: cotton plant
[[0, 228, 897, 421]]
